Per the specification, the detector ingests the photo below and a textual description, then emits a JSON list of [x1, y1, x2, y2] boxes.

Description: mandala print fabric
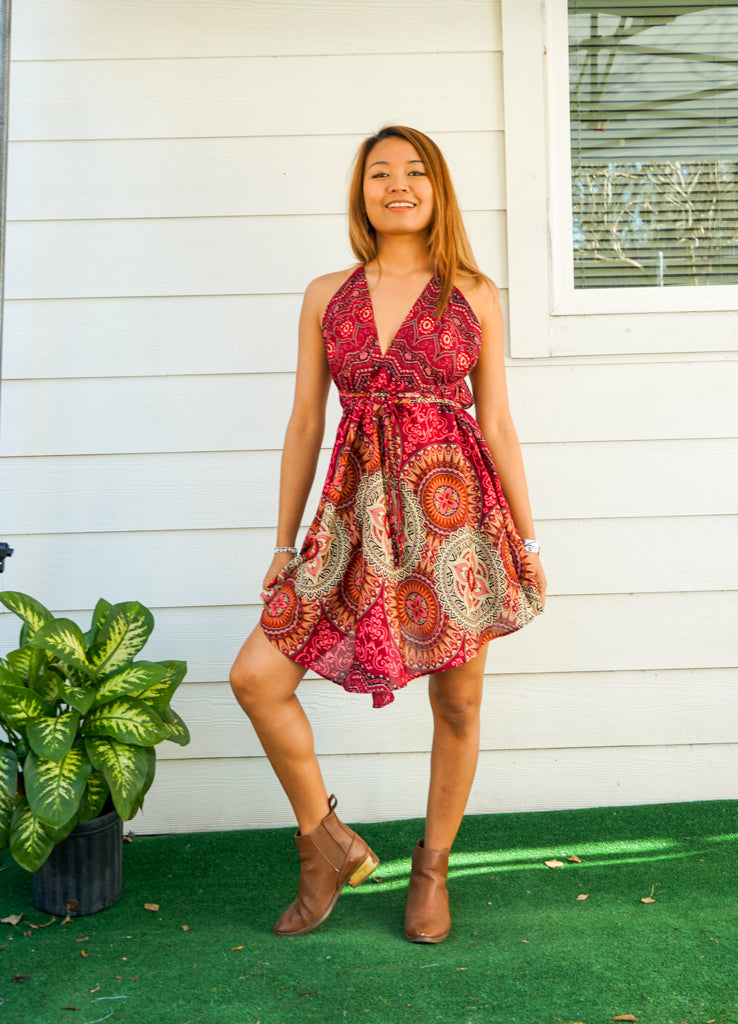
[[260, 266, 543, 707]]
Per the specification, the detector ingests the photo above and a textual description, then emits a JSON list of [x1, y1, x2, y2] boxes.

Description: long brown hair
[[348, 125, 488, 315]]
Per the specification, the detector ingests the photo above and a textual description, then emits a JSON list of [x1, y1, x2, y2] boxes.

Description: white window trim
[[501, 0, 738, 357]]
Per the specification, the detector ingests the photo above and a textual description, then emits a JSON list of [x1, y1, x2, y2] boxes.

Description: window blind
[[568, 1, 738, 288]]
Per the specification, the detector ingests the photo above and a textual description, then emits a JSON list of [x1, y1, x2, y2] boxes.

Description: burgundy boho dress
[[260, 266, 543, 708]]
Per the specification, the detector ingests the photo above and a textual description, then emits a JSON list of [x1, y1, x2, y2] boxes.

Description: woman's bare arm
[[466, 279, 547, 603], [262, 277, 334, 589]]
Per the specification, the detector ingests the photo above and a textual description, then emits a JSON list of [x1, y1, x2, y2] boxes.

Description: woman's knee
[[229, 652, 265, 716], [229, 627, 303, 717], [429, 668, 484, 734]]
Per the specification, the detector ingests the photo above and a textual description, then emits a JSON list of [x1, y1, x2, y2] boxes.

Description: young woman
[[230, 126, 546, 943]]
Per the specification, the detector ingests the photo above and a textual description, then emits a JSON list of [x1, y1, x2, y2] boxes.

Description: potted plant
[[0, 591, 189, 915]]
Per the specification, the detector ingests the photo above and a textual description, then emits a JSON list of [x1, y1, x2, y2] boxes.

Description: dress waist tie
[[337, 390, 464, 568]]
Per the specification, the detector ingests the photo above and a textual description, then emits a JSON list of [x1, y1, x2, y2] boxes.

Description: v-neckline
[[359, 265, 435, 358]]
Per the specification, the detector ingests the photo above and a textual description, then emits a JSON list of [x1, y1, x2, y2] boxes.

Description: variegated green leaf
[[9, 797, 56, 872], [45, 814, 80, 844], [129, 746, 157, 816], [133, 659, 187, 712], [78, 770, 110, 823], [63, 685, 96, 715], [89, 602, 154, 676], [0, 684, 53, 727], [83, 697, 169, 746], [0, 745, 18, 849], [84, 597, 113, 646], [0, 663, 24, 687], [31, 670, 61, 703], [24, 743, 92, 828], [7, 645, 47, 686], [162, 706, 191, 747], [84, 736, 149, 820], [94, 662, 168, 707], [0, 591, 54, 643], [30, 619, 92, 675], [27, 711, 80, 763]]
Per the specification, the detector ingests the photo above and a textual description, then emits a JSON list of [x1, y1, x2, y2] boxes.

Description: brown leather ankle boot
[[403, 839, 451, 943], [273, 795, 379, 937]]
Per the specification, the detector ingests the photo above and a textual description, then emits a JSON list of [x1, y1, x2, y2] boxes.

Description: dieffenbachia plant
[[0, 592, 189, 871]]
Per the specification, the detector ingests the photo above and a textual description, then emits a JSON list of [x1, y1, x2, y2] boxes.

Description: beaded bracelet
[[274, 545, 298, 556]]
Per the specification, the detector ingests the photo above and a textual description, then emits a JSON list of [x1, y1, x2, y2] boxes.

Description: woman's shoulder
[[452, 271, 500, 325], [304, 265, 362, 319]]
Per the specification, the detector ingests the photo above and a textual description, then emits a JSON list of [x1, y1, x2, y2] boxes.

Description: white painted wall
[[1, 0, 736, 832]]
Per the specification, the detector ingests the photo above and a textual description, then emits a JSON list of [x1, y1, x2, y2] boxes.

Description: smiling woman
[[229, 125, 545, 945]]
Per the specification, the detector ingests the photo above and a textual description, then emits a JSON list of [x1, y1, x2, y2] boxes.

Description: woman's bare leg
[[230, 625, 328, 835], [424, 645, 489, 850]]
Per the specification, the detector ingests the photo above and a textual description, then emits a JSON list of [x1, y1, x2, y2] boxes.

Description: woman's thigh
[[230, 623, 307, 708]]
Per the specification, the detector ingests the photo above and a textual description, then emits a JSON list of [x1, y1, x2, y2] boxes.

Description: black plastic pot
[[32, 810, 123, 916]]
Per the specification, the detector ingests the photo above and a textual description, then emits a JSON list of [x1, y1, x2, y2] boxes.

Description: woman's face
[[363, 136, 435, 238]]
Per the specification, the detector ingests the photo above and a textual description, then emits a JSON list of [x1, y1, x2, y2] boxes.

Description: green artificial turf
[[1, 800, 736, 1024]]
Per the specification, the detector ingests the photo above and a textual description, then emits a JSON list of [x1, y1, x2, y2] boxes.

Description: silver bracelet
[[274, 545, 298, 556], [523, 539, 540, 554]]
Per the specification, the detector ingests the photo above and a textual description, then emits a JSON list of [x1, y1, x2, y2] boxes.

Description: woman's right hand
[[262, 550, 296, 592]]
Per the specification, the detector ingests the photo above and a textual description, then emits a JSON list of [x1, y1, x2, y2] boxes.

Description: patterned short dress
[[260, 266, 543, 708]]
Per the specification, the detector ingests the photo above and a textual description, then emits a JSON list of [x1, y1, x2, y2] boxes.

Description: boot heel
[[348, 852, 379, 888]]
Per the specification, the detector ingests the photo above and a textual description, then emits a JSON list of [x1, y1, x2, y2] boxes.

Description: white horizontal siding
[[2, 0, 735, 832], [3, 361, 737, 456], [7, 132, 505, 220], [11, 0, 502, 60], [3, 517, 737, 609], [140, 745, 738, 831], [4, 211, 507, 300], [2, 439, 736, 533], [2, 593, 736, 686], [165, 670, 738, 761], [9, 53, 504, 141]]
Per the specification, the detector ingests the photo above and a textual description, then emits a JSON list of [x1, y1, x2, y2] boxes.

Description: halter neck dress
[[260, 266, 543, 708]]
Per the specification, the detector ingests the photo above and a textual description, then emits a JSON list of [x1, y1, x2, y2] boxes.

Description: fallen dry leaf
[[545, 859, 564, 868], [641, 897, 656, 904], [1, 914, 22, 926], [90, 985, 100, 994], [131, 975, 139, 982], [568, 855, 583, 863], [181, 925, 192, 932], [232, 945, 244, 950], [611, 1017, 638, 1022], [29, 917, 56, 929], [61, 1007, 80, 1011], [80, 950, 89, 958], [576, 894, 589, 901], [123, 832, 135, 843], [144, 902, 160, 912], [60, 916, 73, 926], [11, 975, 28, 983]]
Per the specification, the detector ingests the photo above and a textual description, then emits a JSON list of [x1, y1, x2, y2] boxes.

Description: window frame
[[501, 0, 738, 357]]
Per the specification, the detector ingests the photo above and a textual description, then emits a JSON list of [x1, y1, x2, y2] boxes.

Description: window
[[501, 0, 738, 354], [569, 1, 738, 291]]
